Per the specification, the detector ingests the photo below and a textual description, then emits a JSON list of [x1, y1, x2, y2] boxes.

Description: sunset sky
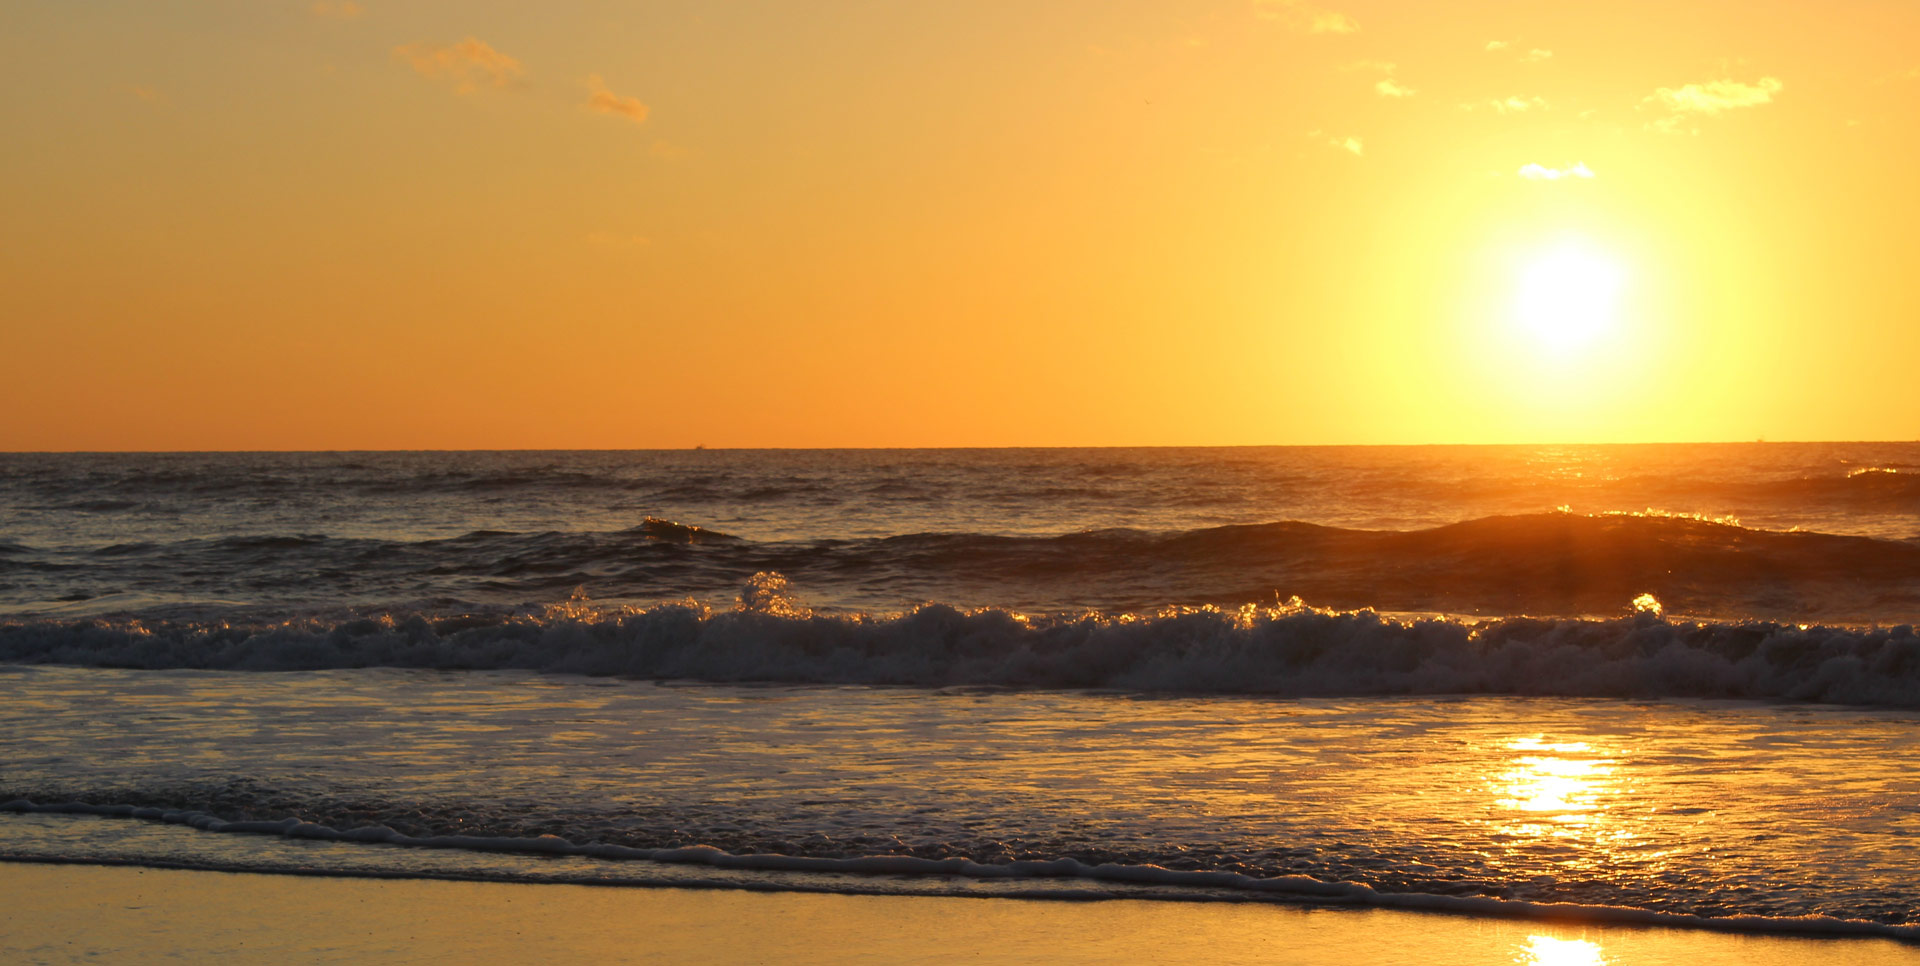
[[4, 0, 1916, 450]]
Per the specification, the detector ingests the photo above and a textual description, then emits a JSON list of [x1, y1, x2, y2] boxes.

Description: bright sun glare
[[1512, 244, 1626, 353], [1518, 935, 1609, 966]]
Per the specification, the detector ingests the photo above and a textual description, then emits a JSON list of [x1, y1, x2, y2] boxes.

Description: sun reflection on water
[[1486, 736, 1638, 875], [1516, 935, 1609, 966], [1495, 738, 1615, 816]]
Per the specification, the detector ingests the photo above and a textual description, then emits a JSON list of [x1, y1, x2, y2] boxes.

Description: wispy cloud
[[1309, 130, 1363, 156], [1346, 60, 1413, 97], [1644, 76, 1782, 132], [1253, 0, 1358, 35], [309, 1, 363, 20], [1517, 162, 1594, 181], [585, 74, 648, 124], [126, 85, 163, 104], [1486, 41, 1551, 63], [393, 37, 524, 94], [1647, 76, 1782, 115], [1464, 95, 1548, 114]]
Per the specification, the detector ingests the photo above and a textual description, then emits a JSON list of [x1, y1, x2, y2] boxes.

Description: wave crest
[[5, 596, 1917, 706], [6, 511, 1920, 622]]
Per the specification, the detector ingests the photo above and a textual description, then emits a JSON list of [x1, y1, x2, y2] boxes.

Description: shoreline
[[5, 852, 1916, 947], [7, 862, 1918, 965]]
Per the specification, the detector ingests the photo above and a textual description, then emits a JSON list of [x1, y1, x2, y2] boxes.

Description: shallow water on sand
[[5, 668, 1918, 929], [11, 864, 1918, 966]]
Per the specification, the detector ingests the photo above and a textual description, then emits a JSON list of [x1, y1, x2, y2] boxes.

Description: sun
[[1511, 242, 1626, 353]]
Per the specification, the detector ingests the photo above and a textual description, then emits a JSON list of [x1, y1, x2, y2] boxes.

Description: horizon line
[[3, 438, 1915, 456]]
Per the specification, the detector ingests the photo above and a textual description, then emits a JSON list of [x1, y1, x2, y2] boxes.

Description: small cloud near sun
[[1649, 76, 1783, 114], [1309, 130, 1363, 156], [1645, 76, 1782, 132], [1253, 0, 1358, 35], [1517, 162, 1594, 181], [585, 75, 649, 124], [1485, 41, 1551, 63], [310, 1, 364, 20], [1345, 61, 1413, 97], [1464, 96, 1548, 113], [393, 37, 524, 94]]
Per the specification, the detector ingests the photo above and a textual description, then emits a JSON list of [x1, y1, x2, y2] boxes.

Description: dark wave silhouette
[[5, 512, 1916, 623], [6, 592, 1919, 705]]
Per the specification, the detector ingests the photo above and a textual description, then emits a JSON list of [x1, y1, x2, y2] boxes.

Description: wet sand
[[5, 862, 1918, 965]]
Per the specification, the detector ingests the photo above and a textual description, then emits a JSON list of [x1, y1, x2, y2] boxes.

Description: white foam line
[[7, 799, 1916, 942]]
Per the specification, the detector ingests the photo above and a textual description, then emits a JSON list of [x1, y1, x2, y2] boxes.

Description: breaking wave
[[4, 588, 1918, 706], [6, 512, 1919, 623]]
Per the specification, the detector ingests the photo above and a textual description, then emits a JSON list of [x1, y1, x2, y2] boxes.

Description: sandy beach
[[5, 862, 1917, 965]]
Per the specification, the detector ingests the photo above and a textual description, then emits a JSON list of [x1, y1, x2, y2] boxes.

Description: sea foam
[[5, 587, 1916, 706], [6, 798, 1917, 941]]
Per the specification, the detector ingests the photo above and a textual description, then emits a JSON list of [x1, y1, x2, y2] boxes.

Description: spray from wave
[[8, 511, 1920, 622], [4, 575, 1916, 706]]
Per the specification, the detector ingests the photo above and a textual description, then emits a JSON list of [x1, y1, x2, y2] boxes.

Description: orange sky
[[3, 0, 1917, 450]]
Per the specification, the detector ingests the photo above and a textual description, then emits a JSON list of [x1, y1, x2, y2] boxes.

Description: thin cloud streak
[[1648, 76, 1783, 115], [585, 75, 649, 124], [1346, 60, 1412, 97], [1309, 129, 1363, 156], [1645, 76, 1783, 132], [1486, 41, 1551, 63], [393, 37, 525, 93], [1253, 0, 1358, 34], [1465, 96, 1548, 113], [1517, 162, 1594, 180]]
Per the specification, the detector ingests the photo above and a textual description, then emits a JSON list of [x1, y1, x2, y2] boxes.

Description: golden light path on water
[[1518, 934, 1610, 965], [1484, 740, 1619, 964], [6, 670, 1920, 938], [1492, 740, 1624, 964], [1491, 737, 1633, 860], [1481, 733, 1672, 908]]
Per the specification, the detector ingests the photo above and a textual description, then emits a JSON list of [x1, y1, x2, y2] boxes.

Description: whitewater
[[3, 444, 1919, 938]]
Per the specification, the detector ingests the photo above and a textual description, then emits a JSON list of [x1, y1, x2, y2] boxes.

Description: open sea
[[4, 445, 1920, 940]]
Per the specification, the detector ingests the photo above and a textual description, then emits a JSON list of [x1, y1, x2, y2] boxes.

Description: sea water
[[3, 445, 1919, 938]]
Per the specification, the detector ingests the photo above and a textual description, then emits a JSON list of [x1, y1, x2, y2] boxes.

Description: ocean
[[3, 445, 1919, 938]]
